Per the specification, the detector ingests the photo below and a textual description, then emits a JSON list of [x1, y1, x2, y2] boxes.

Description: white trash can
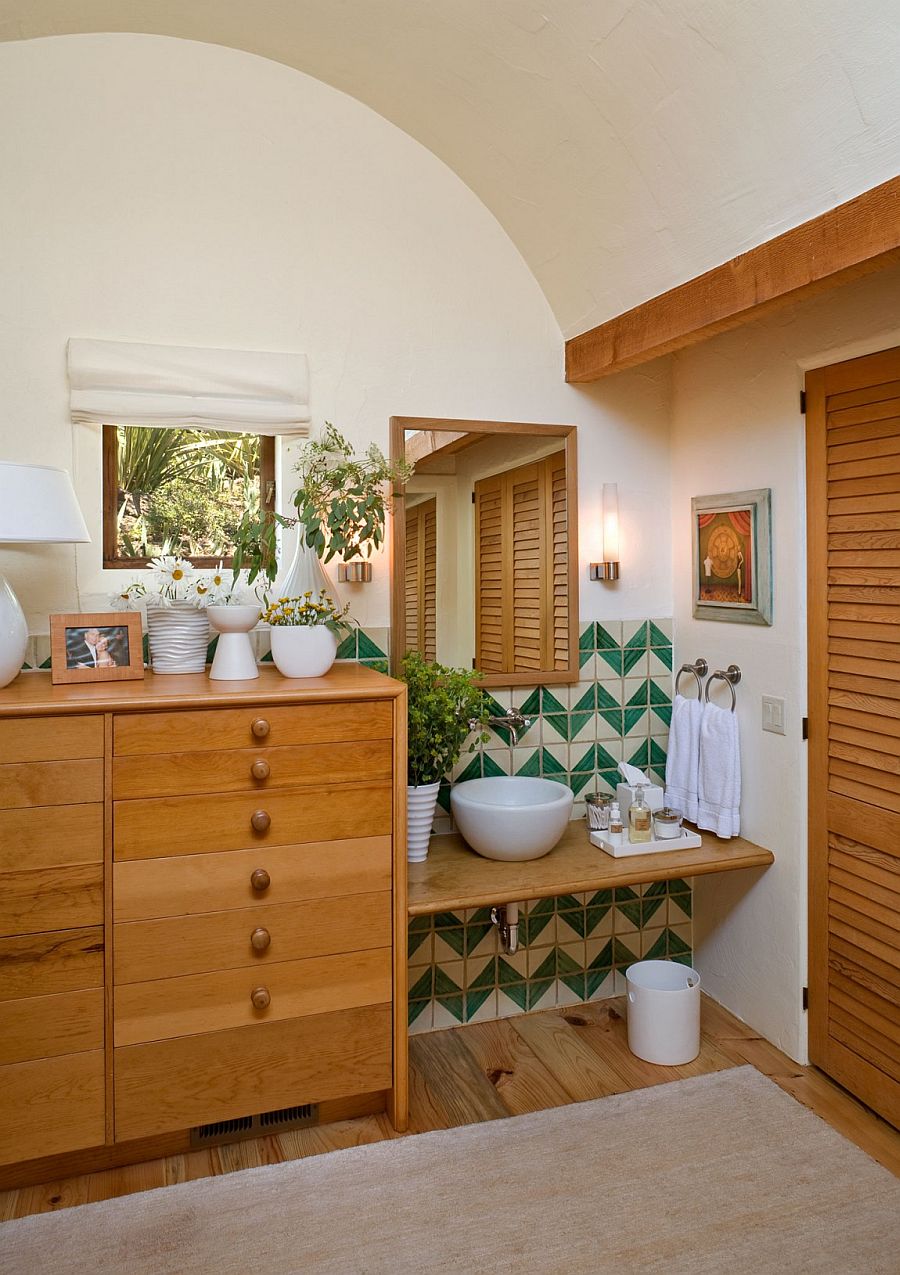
[[626, 959, 701, 1065]]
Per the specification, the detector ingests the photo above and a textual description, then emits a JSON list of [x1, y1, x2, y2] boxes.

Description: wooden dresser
[[0, 665, 407, 1183]]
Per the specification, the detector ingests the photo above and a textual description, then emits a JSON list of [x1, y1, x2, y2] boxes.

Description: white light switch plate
[[762, 695, 785, 735]]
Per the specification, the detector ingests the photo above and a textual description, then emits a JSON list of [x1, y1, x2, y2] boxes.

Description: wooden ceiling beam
[[565, 175, 900, 382]]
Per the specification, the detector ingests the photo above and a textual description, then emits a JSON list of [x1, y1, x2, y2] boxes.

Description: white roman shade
[[67, 338, 311, 435]]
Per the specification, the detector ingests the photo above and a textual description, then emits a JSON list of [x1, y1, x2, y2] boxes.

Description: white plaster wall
[[672, 263, 900, 1062], [0, 33, 672, 633]]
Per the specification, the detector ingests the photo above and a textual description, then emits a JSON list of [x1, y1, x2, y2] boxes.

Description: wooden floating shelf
[[408, 821, 774, 916]]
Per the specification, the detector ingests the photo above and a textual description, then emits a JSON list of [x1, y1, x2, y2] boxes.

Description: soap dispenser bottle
[[628, 784, 652, 844]]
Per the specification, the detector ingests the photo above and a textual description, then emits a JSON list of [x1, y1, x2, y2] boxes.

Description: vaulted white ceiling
[[2, 0, 899, 338]]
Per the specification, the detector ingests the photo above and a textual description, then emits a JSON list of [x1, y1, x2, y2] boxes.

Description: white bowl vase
[[269, 625, 338, 678], [207, 604, 261, 681], [407, 781, 442, 863], [146, 603, 210, 674]]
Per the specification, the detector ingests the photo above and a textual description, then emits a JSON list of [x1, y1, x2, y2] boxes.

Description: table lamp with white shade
[[0, 462, 91, 688]]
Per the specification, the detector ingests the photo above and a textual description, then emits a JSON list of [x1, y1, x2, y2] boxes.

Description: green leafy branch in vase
[[231, 423, 414, 585]]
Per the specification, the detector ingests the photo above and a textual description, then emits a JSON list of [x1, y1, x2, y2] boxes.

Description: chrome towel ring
[[675, 658, 708, 698], [705, 665, 742, 711]]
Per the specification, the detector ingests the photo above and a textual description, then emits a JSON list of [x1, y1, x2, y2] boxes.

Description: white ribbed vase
[[407, 781, 442, 863], [146, 603, 210, 674]]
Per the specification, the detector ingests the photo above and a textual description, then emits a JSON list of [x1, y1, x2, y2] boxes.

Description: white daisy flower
[[149, 554, 192, 600]]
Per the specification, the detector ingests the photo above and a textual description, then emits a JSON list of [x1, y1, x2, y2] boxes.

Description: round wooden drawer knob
[[251, 809, 271, 834], [251, 926, 271, 951], [251, 718, 270, 739], [250, 868, 271, 892], [251, 985, 271, 1010], [251, 759, 271, 781]]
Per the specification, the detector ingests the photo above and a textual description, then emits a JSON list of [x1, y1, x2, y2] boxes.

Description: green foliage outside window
[[115, 426, 261, 560]]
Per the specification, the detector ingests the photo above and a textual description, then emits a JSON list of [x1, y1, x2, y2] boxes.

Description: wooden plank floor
[[2, 994, 898, 1222]]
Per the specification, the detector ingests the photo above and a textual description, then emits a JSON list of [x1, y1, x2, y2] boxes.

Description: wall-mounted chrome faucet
[[483, 707, 533, 746]]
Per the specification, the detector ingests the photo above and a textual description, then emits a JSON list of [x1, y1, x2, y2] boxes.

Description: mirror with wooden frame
[[390, 416, 579, 686]]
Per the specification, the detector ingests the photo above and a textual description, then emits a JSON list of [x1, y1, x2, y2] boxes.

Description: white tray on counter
[[589, 828, 703, 858]]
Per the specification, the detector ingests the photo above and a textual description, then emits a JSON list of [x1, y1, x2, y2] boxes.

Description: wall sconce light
[[337, 561, 373, 583], [590, 483, 620, 581]]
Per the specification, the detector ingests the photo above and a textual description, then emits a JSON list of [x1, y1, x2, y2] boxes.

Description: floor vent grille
[[190, 1103, 318, 1147]]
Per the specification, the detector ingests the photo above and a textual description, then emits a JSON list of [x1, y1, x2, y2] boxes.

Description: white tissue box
[[616, 782, 664, 822]]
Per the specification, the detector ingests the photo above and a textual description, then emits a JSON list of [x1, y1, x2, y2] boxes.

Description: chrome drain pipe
[[490, 902, 520, 955]]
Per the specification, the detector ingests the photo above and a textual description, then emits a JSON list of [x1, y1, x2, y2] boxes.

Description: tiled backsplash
[[408, 881, 692, 1032]]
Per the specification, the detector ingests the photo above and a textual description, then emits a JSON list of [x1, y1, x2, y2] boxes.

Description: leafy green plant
[[400, 651, 489, 787], [230, 422, 413, 585], [231, 507, 292, 586], [292, 423, 413, 563]]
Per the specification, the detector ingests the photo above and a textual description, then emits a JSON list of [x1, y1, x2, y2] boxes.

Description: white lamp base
[[0, 573, 28, 689]]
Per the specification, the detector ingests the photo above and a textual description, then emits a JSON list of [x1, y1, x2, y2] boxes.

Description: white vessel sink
[[450, 776, 574, 861]]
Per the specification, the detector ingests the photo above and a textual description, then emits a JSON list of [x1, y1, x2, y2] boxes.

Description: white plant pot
[[407, 781, 442, 863], [207, 604, 261, 681], [269, 625, 338, 679], [146, 603, 210, 674]]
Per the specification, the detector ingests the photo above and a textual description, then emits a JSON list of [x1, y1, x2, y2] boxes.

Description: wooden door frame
[[805, 364, 830, 1063], [389, 416, 579, 686]]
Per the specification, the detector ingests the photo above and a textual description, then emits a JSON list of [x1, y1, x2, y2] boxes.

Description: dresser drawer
[[0, 804, 102, 871], [0, 759, 103, 810], [0, 1050, 105, 1166], [115, 892, 391, 983], [112, 739, 392, 799], [0, 715, 103, 765], [0, 926, 104, 1001], [114, 835, 393, 921], [115, 946, 392, 1047], [114, 1003, 392, 1141], [114, 701, 393, 756], [0, 988, 104, 1065], [0, 863, 103, 937], [114, 782, 392, 860]]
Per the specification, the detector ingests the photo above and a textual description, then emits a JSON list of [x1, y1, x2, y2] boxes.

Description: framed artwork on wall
[[691, 488, 772, 626], [49, 611, 144, 685]]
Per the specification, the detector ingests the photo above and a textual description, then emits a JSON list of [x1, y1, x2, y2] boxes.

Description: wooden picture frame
[[692, 489, 772, 626], [50, 612, 145, 685]]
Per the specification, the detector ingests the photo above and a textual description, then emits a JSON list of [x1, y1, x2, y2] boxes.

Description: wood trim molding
[[565, 175, 900, 382]]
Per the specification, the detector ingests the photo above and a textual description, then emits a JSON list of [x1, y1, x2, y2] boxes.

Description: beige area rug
[[2, 1067, 899, 1275]]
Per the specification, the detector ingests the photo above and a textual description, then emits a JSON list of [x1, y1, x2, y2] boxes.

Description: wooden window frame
[[389, 416, 579, 687], [102, 425, 276, 570]]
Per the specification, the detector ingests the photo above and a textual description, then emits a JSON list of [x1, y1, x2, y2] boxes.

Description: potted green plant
[[262, 591, 351, 679], [400, 651, 489, 863]]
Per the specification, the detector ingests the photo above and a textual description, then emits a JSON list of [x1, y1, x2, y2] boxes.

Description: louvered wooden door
[[474, 453, 570, 678], [807, 345, 900, 1129], [405, 498, 436, 661]]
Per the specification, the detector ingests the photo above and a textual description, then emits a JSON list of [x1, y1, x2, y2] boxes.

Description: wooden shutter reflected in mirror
[[475, 453, 569, 677], [405, 498, 436, 661]]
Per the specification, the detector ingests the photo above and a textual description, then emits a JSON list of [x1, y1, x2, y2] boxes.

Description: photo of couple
[[64, 624, 130, 670], [50, 611, 144, 685]]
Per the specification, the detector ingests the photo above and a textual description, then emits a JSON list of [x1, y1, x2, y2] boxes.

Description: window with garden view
[[103, 425, 275, 568]]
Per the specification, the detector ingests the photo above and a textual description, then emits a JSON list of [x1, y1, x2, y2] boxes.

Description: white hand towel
[[664, 693, 702, 823], [697, 700, 741, 838]]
